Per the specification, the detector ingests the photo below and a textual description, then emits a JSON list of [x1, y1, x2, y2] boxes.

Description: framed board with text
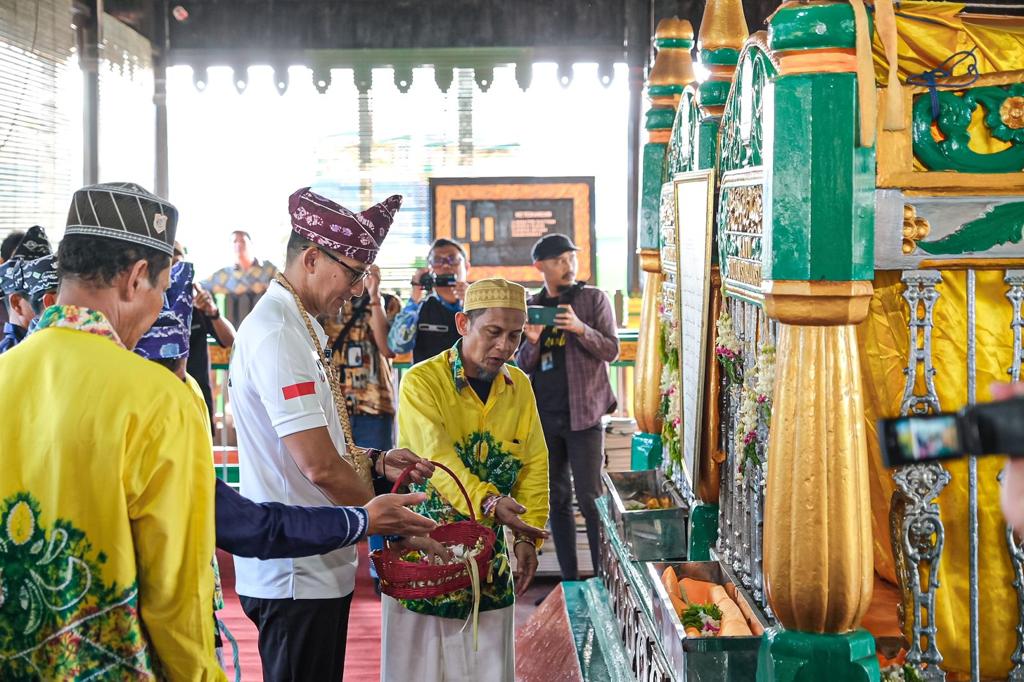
[[430, 176, 596, 285], [673, 169, 717, 489]]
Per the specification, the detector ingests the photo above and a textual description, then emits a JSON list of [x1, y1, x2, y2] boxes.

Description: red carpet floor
[[215, 544, 382, 681]]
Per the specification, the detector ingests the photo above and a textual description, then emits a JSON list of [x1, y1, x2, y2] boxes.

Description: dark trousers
[[351, 413, 394, 576], [240, 594, 353, 681], [540, 411, 604, 581]]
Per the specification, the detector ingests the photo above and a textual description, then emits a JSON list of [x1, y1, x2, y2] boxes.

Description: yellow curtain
[[857, 269, 1016, 678], [868, 1, 1024, 162], [870, 1, 1024, 81]]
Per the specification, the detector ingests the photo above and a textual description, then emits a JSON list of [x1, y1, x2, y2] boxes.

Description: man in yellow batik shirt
[[381, 278, 550, 682], [0, 183, 223, 680]]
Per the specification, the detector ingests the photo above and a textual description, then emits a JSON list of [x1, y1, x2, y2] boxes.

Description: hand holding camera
[[993, 383, 1024, 536], [878, 395, 1024, 468]]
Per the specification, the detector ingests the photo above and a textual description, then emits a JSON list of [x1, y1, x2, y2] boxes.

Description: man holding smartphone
[[518, 233, 619, 580], [387, 238, 470, 364]]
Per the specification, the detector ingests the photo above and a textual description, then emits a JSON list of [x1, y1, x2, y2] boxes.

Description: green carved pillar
[[758, 4, 878, 681]]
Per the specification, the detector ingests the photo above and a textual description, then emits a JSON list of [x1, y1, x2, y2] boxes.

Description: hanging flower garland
[[715, 310, 742, 386], [881, 665, 923, 682], [659, 317, 683, 475], [734, 345, 775, 481]]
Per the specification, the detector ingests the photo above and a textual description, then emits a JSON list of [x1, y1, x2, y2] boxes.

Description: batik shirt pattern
[[323, 293, 401, 416], [0, 494, 155, 678], [203, 259, 278, 296]]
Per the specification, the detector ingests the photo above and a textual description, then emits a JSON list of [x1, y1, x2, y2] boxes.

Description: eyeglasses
[[317, 247, 368, 285], [429, 255, 464, 267]]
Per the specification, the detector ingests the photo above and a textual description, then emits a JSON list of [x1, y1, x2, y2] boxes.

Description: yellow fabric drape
[[870, 1, 1024, 82], [868, 1, 1024, 164], [856, 269, 1016, 679]]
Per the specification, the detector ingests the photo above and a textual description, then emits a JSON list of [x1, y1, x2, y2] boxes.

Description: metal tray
[[646, 560, 768, 682], [604, 469, 689, 562]]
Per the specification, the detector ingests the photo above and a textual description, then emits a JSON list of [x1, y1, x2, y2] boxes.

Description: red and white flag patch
[[282, 382, 316, 400]]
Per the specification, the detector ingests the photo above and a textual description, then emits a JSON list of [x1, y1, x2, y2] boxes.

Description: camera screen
[[892, 414, 961, 463]]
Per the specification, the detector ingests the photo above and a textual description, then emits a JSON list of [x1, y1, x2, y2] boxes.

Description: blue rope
[[216, 617, 243, 682], [907, 48, 980, 119]]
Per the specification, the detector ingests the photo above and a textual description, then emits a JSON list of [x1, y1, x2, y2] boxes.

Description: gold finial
[[648, 18, 697, 92], [656, 17, 695, 41], [698, 0, 749, 53]]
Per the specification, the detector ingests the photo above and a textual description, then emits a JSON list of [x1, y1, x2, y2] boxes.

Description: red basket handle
[[390, 460, 479, 522]]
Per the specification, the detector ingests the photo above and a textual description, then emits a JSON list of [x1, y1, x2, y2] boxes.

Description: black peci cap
[[531, 233, 579, 262], [65, 182, 178, 256]]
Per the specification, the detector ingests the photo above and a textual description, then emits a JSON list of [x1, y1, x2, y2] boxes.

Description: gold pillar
[[634, 249, 664, 434], [763, 322, 874, 633], [697, 268, 724, 503]]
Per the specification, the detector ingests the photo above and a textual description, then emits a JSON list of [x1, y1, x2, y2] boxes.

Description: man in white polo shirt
[[230, 188, 434, 681]]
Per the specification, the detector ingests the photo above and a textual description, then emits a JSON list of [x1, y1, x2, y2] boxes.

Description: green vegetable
[[681, 603, 723, 630]]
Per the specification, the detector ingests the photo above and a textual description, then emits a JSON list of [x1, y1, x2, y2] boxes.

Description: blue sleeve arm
[[387, 298, 422, 354], [214, 479, 368, 559]]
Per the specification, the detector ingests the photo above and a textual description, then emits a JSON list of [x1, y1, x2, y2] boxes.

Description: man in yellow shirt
[[381, 278, 550, 682], [0, 183, 223, 680]]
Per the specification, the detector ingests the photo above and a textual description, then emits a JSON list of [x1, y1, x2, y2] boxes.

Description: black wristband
[[367, 448, 387, 480], [209, 309, 221, 320]]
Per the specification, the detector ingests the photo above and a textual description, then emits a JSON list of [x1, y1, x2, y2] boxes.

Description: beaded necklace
[[274, 274, 372, 485]]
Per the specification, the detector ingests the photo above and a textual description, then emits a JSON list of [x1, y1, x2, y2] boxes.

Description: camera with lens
[[417, 272, 457, 292], [878, 396, 1024, 468]]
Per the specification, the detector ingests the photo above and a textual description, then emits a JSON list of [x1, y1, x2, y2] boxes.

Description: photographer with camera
[[518, 233, 619, 582], [387, 238, 470, 364]]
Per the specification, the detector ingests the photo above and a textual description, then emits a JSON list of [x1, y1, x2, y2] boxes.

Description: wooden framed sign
[[673, 169, 716, 488], [429, 176, 596, 285]]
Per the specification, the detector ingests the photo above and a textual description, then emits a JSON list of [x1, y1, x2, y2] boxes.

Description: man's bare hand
[[381, 448, 435, 485], [494, 497, 549, 541], [365, 493, 437, 537], [452, 280, 469, 301], [523, 324, 543, 345], [394, 536, 454, 564], [410, 267, 430, 303], [365, 264, 382, 300], [993, 382, 1024, 535], [193, 284, 218, 316], [553, 304, 585, 335], [513, 541, 538, 596]]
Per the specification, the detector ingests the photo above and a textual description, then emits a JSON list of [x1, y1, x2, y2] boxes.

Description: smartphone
[[528, 305, 562, 326]]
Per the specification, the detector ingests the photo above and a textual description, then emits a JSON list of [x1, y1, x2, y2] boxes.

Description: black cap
[[531, 233, 579, 262], [65, 182, 178, 256]]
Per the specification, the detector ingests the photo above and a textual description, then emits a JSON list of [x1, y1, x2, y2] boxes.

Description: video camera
[[417, 272, 457, 292], [878, 396, 1024, 467]]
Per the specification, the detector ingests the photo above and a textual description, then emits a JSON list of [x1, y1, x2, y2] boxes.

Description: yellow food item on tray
[[710, 585, 753, 637]]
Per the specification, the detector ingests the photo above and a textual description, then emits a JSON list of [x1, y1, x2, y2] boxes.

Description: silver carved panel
[[715, 294, 772, 617], [1007, 271, 1024, 681], [892, 270, 948, 681]]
